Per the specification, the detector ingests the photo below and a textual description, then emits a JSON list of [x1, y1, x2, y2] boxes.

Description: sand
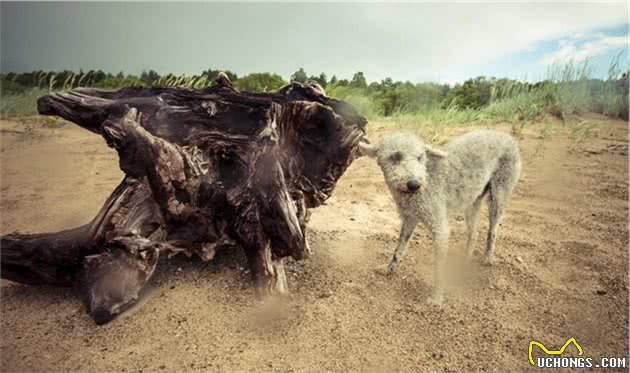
[[1, 116, 628, 372]]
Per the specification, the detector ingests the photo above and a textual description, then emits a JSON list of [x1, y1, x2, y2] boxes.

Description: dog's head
[[359, 132, 447, 194]]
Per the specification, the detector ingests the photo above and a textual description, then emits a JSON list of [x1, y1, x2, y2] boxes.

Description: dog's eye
[[389, 152, 402, 163], [417, 154, 424, 161]]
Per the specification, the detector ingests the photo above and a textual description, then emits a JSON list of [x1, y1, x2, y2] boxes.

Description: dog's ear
[[358, 142, 378, 158], [426, 146, 448, 158]]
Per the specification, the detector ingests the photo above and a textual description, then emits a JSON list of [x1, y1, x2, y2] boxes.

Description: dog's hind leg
[[464, 190, 486, 257], [376, 218, 417, 275], [484, 157, 520, 265]]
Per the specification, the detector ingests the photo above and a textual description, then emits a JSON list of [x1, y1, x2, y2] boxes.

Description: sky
[[1, 2, 628, 85]]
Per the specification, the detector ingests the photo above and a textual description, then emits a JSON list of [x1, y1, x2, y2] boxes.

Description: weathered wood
[[1, 74, 367, 323], [79, 235, 161, 325]]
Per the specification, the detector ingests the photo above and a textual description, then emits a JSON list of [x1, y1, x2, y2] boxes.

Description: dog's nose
[[407, 180, 421, 192]]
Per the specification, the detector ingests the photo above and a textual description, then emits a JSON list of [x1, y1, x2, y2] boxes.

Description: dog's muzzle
[[406, 180, 421, 193]]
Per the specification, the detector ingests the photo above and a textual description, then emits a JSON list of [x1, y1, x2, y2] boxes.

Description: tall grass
[[0, 88, 47, 116], [481, 59, 601, 124], [599, 52, 629, 119], [480, 58, 626, 127], [369, 104, 482, 144], [547, 59, 594, 119], [153, 75, 211, 88], [1, 59, 627, 127], [338, 58, 628, 133], [484, 89, 554, 123], [0, 74, 209, 117], [367, 58, 627, 139]]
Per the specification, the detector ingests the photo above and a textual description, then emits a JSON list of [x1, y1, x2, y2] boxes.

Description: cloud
[[1, 2, 628, 83], [538, 33, 628, 65], [353, 3, 628, 81]]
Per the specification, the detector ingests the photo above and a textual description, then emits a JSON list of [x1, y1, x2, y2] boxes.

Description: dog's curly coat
[[360, 129, 521, 304]]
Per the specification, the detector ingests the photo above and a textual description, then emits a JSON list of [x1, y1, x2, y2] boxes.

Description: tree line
[[1, 66, 628, 119]]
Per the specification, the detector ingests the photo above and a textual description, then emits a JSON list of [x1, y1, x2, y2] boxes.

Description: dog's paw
[[482, 256, 496, 267], [467, 249, 481, 259], [427, 293, 444, 307], [374, 263, 393, 276]]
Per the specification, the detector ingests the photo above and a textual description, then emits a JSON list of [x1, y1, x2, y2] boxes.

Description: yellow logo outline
[[528, 337, 584, 366]]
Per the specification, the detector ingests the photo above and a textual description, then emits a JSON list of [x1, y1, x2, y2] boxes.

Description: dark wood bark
[[1, 75, 367, 323]]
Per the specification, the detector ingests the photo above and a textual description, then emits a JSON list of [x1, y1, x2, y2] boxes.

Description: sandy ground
[[0, 116, 628, 372]]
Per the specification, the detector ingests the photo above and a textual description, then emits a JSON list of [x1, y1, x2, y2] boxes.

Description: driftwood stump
[[1, 74, 367, 324]]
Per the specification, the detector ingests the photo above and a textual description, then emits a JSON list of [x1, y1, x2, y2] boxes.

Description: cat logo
[[528, 337, 584, 366]]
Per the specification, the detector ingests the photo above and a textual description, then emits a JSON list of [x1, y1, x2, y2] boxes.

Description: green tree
[[350, 72, 368, 89], [309, 72, 327, 88], [92, 70, 107, 85], [380, 77, 394, 90], [235, 73, 286, 92], [290, 68, 308, 83], [140, 70, 160, 84], [444, 77, 495, 109]]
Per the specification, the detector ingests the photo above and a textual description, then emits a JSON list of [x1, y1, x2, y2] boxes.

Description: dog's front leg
[[376, 218, 417, 275], [428, 222, 449, 305]]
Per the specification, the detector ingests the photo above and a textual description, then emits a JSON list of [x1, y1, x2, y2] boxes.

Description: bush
[[0, 88, 47, 116], [1, 79, 30, 95], [234, 73, 286, 92], [1, 61, 627, 121]]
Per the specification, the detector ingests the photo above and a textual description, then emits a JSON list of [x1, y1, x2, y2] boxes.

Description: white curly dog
[[360, 129, 521, 304]]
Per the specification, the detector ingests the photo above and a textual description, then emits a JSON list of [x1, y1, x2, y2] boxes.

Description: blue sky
[[1, 2, 628, 85], [467, 23, 628, 83]]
